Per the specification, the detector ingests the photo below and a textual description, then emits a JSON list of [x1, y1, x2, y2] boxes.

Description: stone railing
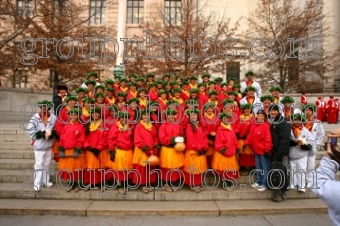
[[0, 87, 338, 122]]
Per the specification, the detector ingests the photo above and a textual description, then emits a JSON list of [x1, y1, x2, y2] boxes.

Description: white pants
[[306, 154, 317, 187], [34, 149, 52, 188], [289, 156, 308, 189]]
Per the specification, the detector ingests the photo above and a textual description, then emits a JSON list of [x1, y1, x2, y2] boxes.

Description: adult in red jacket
[[183, 109, 208, 192], [132, 110, 160, 193], [326, 96, 337, 124], [83, 107, 108, 191], [244, 109, 273, 191], [200, 103, 220, 167], [212, 113, 240, 191], [107, 111, 134, 194], [57, 108, 86, 192], [158, 109, 185, 192]]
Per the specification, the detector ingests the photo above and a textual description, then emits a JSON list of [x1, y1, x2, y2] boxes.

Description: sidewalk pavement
[[0, 213, 333, 226]]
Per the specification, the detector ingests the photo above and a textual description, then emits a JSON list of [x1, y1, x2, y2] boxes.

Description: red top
[[84, 121, 108, 151], [107, 122, 133, 150], [59, 121, 85, 149], [159, 121, 184, 146], [214, 123, 239, 156], [244, 121, 273, 155], [134, 121, 159, 150], [238, 114, 252, 138], [185, 123, 208, 151]]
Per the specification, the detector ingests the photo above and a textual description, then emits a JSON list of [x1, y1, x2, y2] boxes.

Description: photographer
[[312, 128, 340, 226]]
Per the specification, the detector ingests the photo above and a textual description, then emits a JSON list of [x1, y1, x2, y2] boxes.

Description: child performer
[[83, 107, 108, 192], [288, 113, 314, 192], [158, 109, 185, 192], [238, 104, 255, 176], [183, 109, 208, 193], [132, 109, 160, 193], [212, 113, 240, 191], [57, 108, 85, 192], [107, 111, 134, 194], [200, 103, 219, 167]]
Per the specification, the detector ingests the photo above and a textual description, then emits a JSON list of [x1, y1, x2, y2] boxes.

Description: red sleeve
[[76, 124, 86, 148], [159, 123, 171, 146], [55, 108, 68, 135], [263, 123, 273, 152], [214, 127, 225, 152], [152, 126, 159, 145], [108, 125, 119, 150], [96, 129, 108, 151], [185, 124, 199, 151], [134, 123, 147, 148]]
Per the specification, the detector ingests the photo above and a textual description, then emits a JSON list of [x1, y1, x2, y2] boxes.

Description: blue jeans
[[255, 154, 271, 188]]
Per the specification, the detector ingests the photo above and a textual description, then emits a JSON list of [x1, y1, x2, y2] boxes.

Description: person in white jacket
[[240, 70, 262, 98], [312, 139, 340, 226], [303, 104, 325, 188], [288, 113, 314, 192], [239, 86, 261, 114], [26, 100, 57, 191]]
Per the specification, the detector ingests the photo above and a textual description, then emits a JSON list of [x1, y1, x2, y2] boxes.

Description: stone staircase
[[0, 123, 338, 216]]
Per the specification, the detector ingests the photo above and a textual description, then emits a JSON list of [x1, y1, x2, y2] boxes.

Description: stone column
[[116, 0, 127, 66]]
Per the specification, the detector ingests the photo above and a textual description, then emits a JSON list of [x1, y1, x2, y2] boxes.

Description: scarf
[[117, 121, 129, 131], [129, 90, 138, 98], [246, 96, 254, 104], [139, 98, 147, 108], [172, 97, 183, 104], [246, 80, 253, 86], [158, 97, 167, 106], [204, 113, 215, 120], [221, 122, 232, 130], [89, 119, 102, 132], [120, 87, 128, 92], [106, 97, 116, 104], [292, 124, 303, 138], [140, 121, 152, 131]]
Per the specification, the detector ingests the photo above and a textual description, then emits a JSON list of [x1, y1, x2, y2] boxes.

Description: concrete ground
[[0, 213, 333, 226]]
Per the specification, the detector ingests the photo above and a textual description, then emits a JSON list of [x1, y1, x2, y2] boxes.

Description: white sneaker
[[298, 188, 306, 193], [257, 186, 267, 192], [43, 182, 53, 187], [251, 183, 260, 188], [287, 185, 295, 190], [34, 186, 41, 192]]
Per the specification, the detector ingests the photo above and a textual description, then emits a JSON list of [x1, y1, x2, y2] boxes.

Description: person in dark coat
[[268, 104, 291, 202], [53, 84, 69, 116]]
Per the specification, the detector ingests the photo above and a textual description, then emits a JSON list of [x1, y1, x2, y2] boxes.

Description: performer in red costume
[[315, 96, 326, 122], [158, 109, 185, 192], [326, 96, 337, 124], [212, 112, 240, 191], [238, 104, 255, 175], [107, 111, 134, 194], [301, 92, 307, 105], [57, 108, 85, 192], [83, 107, 108, 192], [200, 103, 220, 167], [183, 109, 208, 192], [132, 109, 160, 193]]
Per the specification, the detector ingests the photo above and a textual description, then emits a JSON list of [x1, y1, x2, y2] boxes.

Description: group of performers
[[28, 71, 328, 194]]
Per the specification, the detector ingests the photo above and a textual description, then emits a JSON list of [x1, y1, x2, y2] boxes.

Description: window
[[164, 0, 181, 26], [127, 0, 144, 24], [54, 0, 70, 15], [90, 0, 106, 25], [17, 0, 33, 18], [15, 70, 29, 88]]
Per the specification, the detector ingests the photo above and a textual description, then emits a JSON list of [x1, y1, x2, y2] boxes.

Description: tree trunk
[[52, 70, 60, 89]]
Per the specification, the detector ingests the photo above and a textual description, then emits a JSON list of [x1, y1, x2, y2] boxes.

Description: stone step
[[0, 142, 33, 150], [0, 182, 320, 201], [0, 159, 58, 170], [0, 134, 30, 142], [0, 199, 327, 216]]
